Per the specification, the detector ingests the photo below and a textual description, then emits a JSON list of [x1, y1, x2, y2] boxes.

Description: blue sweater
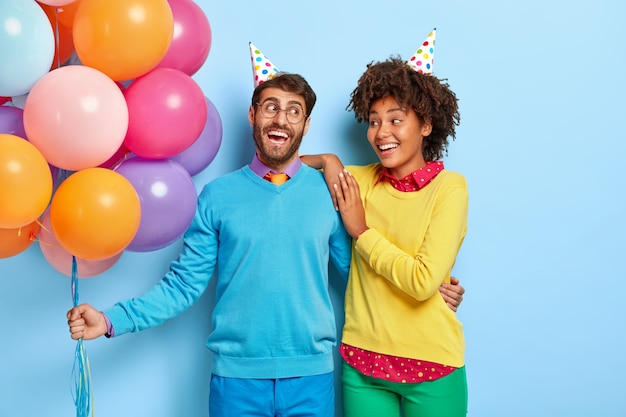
[[105, 164, 352, 379]]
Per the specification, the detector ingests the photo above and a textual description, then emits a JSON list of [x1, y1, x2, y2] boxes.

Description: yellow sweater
[[341, 164, 468, 367]]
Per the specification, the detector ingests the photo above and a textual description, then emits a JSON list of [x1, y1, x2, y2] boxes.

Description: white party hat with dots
[[406, 28, 436, 74], [250, 42, 280, 87]]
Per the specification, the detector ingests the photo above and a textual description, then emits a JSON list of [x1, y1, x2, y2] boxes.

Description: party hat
[[406, 28, 436, 74], [250, 42, 280, 87]]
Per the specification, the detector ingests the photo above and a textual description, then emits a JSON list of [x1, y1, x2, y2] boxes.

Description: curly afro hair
[[347, 56, 460, 162]]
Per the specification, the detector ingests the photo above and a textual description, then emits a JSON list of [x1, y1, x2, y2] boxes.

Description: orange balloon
[[50, 168, 141, 260], [73, 0, 174, 81], [0, 221, 41, 259], [38, 2, 76, 69], [0, 134, 53, 229], [39, 210, 122, 277]]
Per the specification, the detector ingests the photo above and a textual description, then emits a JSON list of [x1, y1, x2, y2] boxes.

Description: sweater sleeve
[[329, 216, 352, 283], [354, 177, 468, 301], [104, 186, 219, 335]]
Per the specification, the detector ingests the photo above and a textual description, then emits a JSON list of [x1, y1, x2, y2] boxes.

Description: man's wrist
[[101, 312, 114, 338]]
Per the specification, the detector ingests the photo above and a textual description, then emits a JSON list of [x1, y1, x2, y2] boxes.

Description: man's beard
[[253, 122, 304, 168]]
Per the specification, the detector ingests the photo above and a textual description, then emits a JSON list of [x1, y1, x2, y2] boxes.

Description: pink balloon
[[156, 0, 212, 75], [39, 211, 122, 278], [23, 66, 129, 171], [123, 68, 207, 159], [38, 0, 77, 6], [170, 96, 222, 176]]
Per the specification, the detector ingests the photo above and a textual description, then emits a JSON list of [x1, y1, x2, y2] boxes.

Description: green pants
[[342, 361, 467, 417]]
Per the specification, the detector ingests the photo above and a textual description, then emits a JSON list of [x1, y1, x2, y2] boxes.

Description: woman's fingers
[[334, 169, 361, 211]]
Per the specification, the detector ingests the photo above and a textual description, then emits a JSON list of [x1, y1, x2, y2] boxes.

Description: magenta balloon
[[123, 68, 207, 159], [156, 0, 212, 75], [170, 97, 222, 176], [115, 157, 197, 252], [39, 211, 122, 278], [0, 107, 26, 138]]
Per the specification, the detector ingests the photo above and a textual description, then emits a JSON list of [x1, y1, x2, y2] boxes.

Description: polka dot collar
[[376, 161, 444, 192]]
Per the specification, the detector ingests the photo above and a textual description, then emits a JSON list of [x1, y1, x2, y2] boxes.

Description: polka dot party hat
[[250, 42, 280, 87], [406, 28, 436, 74]]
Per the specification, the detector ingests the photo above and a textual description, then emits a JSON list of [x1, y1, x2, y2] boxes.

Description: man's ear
[[302, 116, 311, 136], [248, 105, 255, 126]]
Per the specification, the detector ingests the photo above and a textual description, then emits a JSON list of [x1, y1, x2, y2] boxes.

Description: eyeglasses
[[255, 101, 307, 124]]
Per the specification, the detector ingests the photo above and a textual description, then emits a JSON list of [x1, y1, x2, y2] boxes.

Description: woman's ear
[[421, 122, 432, 137]]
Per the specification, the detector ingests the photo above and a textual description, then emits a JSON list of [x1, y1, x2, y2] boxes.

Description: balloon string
[[34, 238, 62, 248], [70, 256, 94, 417], [35, 218, 50, 234], [54, 7, 61, 69], [32, 220, 57, 247], [15, 225, 37, 241], [71, 256, 78, 307]]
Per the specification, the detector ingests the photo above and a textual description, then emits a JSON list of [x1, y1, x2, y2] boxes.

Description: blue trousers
[[209, 372, 335, 417]]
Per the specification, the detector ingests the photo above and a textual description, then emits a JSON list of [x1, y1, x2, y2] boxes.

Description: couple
[[67, 33, 468, 417]]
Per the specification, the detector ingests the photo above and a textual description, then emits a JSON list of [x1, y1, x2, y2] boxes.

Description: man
[[68, 71, 351, 417], [67, 47, 464, 417]]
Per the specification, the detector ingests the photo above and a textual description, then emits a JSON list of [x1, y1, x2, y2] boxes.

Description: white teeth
[[268, 130, 288, 138], [379, 143, 398, 151]]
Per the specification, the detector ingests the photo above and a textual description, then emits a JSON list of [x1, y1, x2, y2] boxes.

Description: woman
[[302, 53, 468, 416]]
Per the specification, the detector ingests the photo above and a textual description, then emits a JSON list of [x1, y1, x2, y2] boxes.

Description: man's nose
[[272, 109, 289, 123]]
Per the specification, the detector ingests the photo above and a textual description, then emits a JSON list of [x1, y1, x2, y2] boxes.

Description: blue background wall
[[1, 0, 625, 416]]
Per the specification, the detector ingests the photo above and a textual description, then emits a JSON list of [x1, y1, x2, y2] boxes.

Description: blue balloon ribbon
[[71, 256, 94, 417]]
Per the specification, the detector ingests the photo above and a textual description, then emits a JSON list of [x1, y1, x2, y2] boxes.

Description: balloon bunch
[[1, 0, 221, 415], [0, 0, 223, 273]]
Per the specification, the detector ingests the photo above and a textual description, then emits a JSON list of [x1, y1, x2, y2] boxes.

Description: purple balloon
[[170, 96, 222, 176], [115, 157, 197, 252], [0, 106, 26, 138]]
